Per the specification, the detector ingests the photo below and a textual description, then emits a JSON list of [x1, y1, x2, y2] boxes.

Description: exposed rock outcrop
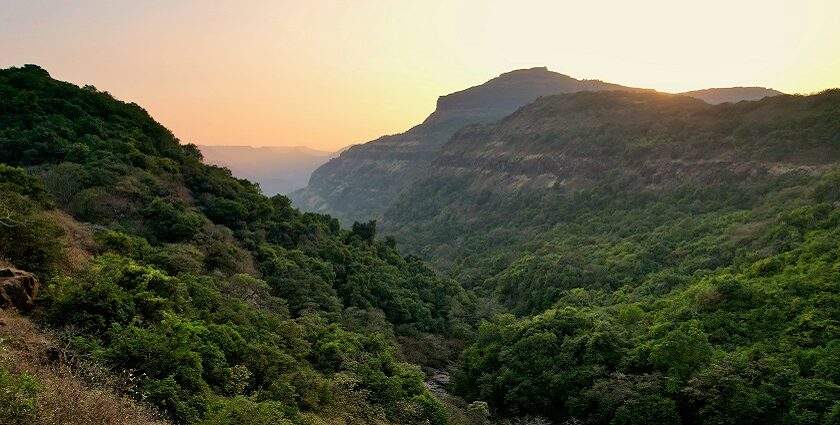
[[289, 67, 645, 224], [379, 89, 840, 269], [0, 267, 40, 313], [290, 67, 782, 225]]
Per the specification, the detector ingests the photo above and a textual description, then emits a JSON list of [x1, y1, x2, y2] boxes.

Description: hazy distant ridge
[[680, 86, 783, 104], [198, 145, 342, 195]]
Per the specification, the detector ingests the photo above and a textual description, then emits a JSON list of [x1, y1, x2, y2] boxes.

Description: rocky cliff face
[[290, 68, 782, 225], [408, 90, 830, 192], [378, 89, 840, 271], [289, 67, 642, 224]]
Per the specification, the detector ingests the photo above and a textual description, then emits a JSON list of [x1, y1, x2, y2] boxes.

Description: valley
[[198, 145, 343, 196], [4, 1, 840, 423], [0, 64, 838, 425]]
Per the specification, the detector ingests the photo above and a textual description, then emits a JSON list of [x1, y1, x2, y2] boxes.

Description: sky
[[2, 0, 839, 151]]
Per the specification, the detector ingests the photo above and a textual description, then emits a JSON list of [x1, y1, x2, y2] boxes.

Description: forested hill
[[3, 63, 836, 425], [289, 66, 781, 226], [381, 89, 840, 423], [288, 67, 643, 225], [382, 89, 840, 278], [0, 64, 475, 424]]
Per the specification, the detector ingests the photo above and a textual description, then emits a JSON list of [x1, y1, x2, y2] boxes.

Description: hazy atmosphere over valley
[[1, 1, 839, 425]]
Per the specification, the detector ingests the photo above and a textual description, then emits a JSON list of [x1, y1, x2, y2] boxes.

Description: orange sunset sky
[[3, 0, 839, 151]]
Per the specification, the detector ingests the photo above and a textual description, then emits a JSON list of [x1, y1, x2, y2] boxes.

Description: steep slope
[[681, 86, 783, 104], [289, 67, 643, 224], [379, 89, 840, 424], [198, 145, 340, 195], [290, 68, 783, 225], [0, 65, 474, 425], [0, 309, 168, 425], [381, 89, 840, 284]]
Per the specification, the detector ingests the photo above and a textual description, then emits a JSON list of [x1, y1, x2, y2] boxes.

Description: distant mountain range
[[198, 145, 344, 195], [289, 67, 783, 224], [680, 86, 782, 104]]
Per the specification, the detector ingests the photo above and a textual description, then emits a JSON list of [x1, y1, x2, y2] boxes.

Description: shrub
[[0, 368, 43, 425], [142, 198, 204, 242]]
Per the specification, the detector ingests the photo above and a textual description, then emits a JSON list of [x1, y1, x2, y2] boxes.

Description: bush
[[205, 198, 248, 228], [203, 397, 296, 425], [142, 198, 205, 242], [0, 369, 43, 425], [0, 192, 63, 276]]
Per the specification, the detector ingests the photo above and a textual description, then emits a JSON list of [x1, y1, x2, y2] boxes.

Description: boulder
[[0, 268, 40, 313]]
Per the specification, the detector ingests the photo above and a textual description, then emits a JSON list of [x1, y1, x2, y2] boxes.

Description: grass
[[0, 308, 169, 425]]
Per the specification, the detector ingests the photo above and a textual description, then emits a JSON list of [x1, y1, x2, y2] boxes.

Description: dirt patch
[[43, 210, 97, 274]]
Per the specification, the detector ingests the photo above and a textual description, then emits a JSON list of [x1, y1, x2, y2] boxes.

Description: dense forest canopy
[[378, 90, 840, 424], [1, 64, 839, 425], [0, 64, 475, 424]]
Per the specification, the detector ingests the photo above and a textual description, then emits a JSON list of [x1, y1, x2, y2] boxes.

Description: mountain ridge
[[198, 144, 342, 195], [372, 89, 840, 425], [680, 86, 783, 104], [290, 67, 783, 224], [379, 88, 840, 275]]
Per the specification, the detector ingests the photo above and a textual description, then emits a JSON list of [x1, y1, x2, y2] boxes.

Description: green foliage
[[414, 392, 449, 425], [142, 198, 205, 243], [0, 65, 472, 425], [204, 197, 248, 229], [647, 321, 713, 378], [0, 164, 54, 208], [0, 368, 44, 425], [0, 166, 63, 275], [451, 173, 840, 423], [350, 220, 377, 243], [203, 397, 296, 425]]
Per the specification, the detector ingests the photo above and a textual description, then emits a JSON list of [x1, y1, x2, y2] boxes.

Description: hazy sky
[[3, 1, 839, 150]]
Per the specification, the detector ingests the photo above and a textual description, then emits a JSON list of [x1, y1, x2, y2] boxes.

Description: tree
[[351, 220, 376, 243]]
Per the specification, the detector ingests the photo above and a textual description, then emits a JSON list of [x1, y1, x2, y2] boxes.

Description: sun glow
[[2, 0, 838, 150]]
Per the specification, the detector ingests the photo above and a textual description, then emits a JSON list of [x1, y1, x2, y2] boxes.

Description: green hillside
[[382, 90, 840, 292], [2, 65, 839, 425], [289, 67, 643, 225], [0, 65, 475, 425], [379, 90, 840, 423]]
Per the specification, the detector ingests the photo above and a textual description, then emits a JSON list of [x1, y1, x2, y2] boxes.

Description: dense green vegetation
[[450, 171, 840, 424], [379, 90, 840, 423], [0, 368, 42, 425], [0, 65, 475, 424], [3, 65, 840, 425]]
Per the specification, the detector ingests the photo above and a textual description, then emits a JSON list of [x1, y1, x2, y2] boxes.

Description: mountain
[[5, 63, 836, 425], [381, 89, 840, 280], [198, 145, 341, 195], [0, 65, 472, 424], [680, 86, 783, 104], [289, 67, 645, 224], [380, 89, 840, 423], [290, 68, 783, 225]]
